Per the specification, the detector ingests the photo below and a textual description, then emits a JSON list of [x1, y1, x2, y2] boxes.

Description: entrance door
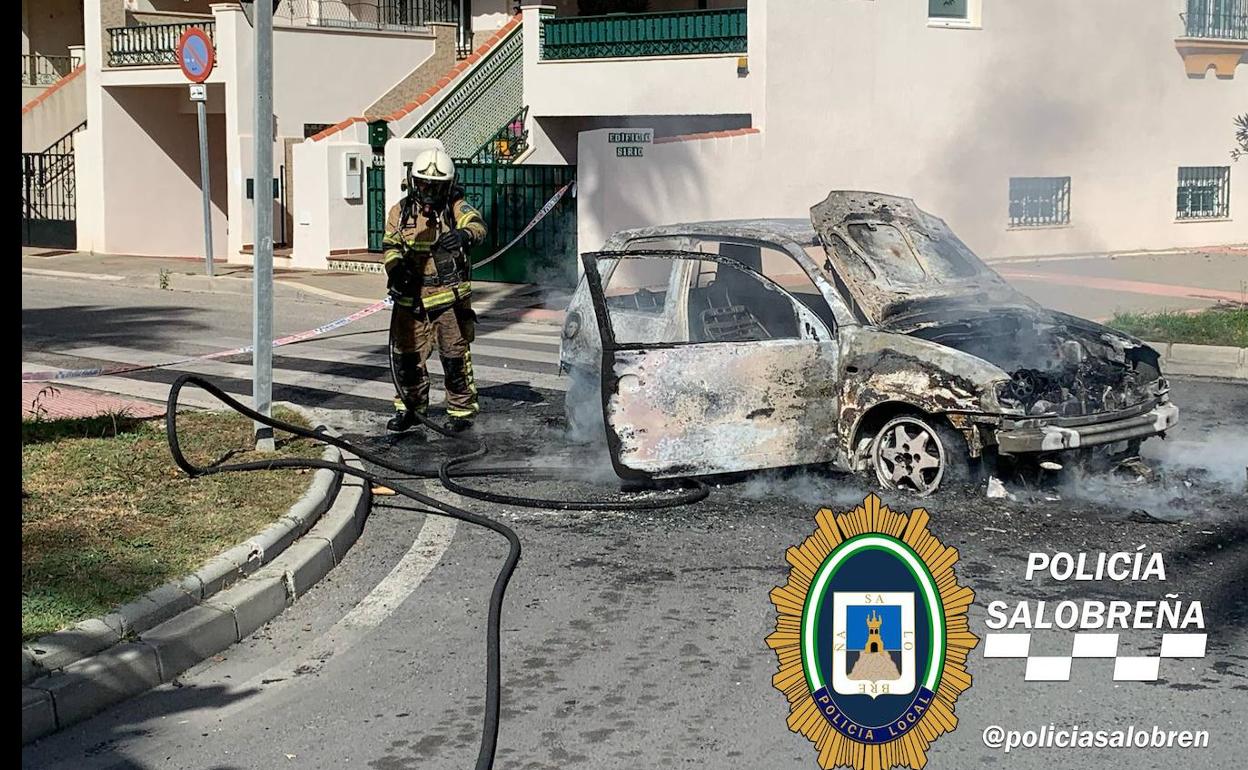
[[366, 162, 386, 253], [21, 150, 77, 249], [583, 250, 841, 480]]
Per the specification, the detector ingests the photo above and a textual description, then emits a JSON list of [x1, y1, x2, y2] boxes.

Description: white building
[[21, 0, 1248, 276]]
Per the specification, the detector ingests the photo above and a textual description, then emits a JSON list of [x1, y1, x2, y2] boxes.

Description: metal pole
[[196, 98, 215, 277], [252, 0, 275, 451]]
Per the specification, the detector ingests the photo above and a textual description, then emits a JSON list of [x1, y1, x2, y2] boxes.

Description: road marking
[[178, 506, 458, 723], [338, 513, 457, 630]]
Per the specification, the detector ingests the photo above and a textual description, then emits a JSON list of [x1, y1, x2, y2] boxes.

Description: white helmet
[[409, 147, 456, 207]]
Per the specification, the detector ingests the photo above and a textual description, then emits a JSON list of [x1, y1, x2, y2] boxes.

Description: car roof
[[610, 218, 817, 246]]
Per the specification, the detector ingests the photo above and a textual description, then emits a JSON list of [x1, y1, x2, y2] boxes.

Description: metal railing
[[22, 150, 77, 248], [1008, 177, 1072, 228], [276, 0, 458, 32], [541, 7, 747, 60], [107, 21, 215, 67], [1177, 166, 1231, 220], [1182, 0, 1248, 39], [22, 54, 77, 86], [463, 107, 529, 164]]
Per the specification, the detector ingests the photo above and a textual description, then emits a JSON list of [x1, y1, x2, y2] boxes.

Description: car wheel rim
[[873, 418, 946, 496]]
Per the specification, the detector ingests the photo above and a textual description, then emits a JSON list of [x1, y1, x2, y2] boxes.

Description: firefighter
[[382, 147, 487, 433]]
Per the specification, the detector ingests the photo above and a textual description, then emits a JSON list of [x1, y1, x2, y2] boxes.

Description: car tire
[[870, 415, 971, 496]]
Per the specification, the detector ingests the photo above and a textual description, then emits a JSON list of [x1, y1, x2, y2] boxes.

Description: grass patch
[[1107, 306, 1248, 348], [21, 407, 323, 641]]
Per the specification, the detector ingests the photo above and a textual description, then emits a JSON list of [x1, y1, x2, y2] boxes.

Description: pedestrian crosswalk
[[20, 317, 569, 414]]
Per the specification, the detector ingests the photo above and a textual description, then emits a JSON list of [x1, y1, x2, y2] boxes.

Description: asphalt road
[[22, 274, 1248, 769], [22, 373, 1248, 770]]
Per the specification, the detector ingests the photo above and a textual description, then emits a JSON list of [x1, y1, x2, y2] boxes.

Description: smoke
[[731, 468, 875, 510], [1141, 430, 1248, 488], [1013, 430, 1248, 519]]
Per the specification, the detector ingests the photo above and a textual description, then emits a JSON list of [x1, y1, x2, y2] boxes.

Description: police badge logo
[[767, 495, 978, 769]]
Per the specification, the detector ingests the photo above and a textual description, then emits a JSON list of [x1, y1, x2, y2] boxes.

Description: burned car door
[[583, 250, 841, 480]]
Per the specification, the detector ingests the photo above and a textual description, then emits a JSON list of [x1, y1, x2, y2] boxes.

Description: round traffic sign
[[177, 27, 215, 84]]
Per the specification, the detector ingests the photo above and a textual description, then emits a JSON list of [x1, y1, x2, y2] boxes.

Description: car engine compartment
[[891, 306, 1163, 417]]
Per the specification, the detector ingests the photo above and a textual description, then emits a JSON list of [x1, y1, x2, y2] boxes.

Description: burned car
[[558, 191, 1178, 495]]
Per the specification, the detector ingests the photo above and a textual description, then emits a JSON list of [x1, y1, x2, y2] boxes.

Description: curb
[[21, 439, 342, 683], [21, 426, 371, 744], [1146, 339, 1248, 381]]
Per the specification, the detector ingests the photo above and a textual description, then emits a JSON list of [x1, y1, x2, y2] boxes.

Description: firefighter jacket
[[382, 189, 487, 310]]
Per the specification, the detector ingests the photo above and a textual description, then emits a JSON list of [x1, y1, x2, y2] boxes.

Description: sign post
[[252, 0, 276, 451], [176, 28, 216, 277]]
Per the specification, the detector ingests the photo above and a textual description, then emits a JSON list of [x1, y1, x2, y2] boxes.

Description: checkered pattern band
[[983, 633, 1206, 681]]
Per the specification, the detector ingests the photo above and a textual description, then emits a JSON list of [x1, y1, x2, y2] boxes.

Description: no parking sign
[[176, 27, 215, 84]]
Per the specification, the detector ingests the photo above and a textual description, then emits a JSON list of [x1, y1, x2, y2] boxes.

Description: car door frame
[[581, 249, 843, 480]]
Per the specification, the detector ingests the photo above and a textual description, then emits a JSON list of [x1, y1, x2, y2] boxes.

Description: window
[[303, 123, 333, 139], [928, 0, 981, 28], [694, 239, 837, 331], [1177, 166, 1231, 220], [1009, 177, 1071, 228], [929, 0, 968, 20]]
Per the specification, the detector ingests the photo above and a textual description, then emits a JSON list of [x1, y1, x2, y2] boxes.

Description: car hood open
[[809, 191, 1021, 323]]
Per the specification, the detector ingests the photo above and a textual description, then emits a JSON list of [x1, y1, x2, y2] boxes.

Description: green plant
[[28, 385, 60, 423], [1234, 114, 1248, 162], [158, 268, 171, 290]]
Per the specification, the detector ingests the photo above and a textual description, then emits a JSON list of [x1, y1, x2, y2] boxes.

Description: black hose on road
[[164, 373, 706, 770]]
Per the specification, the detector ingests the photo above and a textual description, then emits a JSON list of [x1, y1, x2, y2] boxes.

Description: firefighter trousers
[[389, 298, 478, 419]]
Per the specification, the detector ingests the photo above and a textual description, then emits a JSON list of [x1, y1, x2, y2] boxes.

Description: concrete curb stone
[[1145, 340, 1248, 380], [21, 439, 371, 745], [22, 688, 56, 744], [21, 438, 342, 686]]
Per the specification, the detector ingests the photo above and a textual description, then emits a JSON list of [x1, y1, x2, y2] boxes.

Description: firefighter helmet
[[409, 147, 456, 207]]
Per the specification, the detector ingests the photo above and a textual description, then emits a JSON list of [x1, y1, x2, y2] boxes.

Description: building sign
[[609, 130, 652, 158]]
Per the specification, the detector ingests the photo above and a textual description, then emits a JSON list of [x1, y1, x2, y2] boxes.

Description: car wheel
[[870, 415, 969, 496]]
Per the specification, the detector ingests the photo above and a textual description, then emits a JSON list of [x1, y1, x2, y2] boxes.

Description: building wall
[[22, 69, 87, 152], [84, 84, 230, 258], [216, 3, 438, 257], [23, 0, 84, 56], [472, 0, 515, 32], [575, 0, 1246, 262], [522, 4, 754, 121], [528, 113, 751, 164], [762, 0, 1245, 258]]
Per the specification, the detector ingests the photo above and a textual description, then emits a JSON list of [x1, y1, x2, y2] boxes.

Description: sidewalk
[[22, 382, 165, 421], [989, 246, 1248, 319], [21, 248, 571, 323]]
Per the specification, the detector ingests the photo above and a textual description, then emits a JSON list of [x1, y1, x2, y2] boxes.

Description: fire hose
[[163, 372, 707, 770]]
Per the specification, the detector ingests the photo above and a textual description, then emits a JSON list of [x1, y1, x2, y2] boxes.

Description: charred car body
[[559, 191, 1178, 495]]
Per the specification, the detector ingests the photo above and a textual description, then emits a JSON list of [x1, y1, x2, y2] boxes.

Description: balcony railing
[[1182, 0, 1248, 39], [541, 7, 747, 61], [22, 54, 77, 86], [107, 20, 216, 67], [275, 0, 458, 32]]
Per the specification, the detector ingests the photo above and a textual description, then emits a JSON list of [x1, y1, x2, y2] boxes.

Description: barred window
[[1177, 166, 1230, 220], [1009, 177, 1071, 227]]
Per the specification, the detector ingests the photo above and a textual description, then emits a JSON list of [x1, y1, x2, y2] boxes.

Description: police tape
[[21, 179, 575, 383], [470, 179, 574, 270], [21, 298, 393, 383]]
